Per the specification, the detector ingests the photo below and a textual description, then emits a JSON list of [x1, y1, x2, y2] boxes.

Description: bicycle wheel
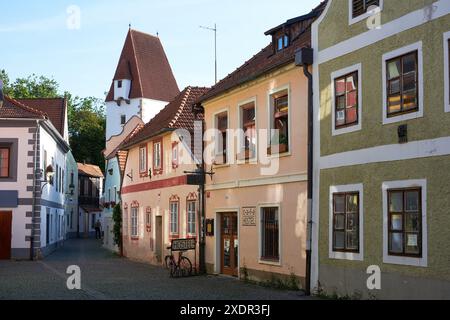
[[179, 256, 192, 276], [164, 255, 172, 269]]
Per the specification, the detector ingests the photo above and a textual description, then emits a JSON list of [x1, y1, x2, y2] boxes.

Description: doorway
[[0, 211, 12, 260], [155, 216, 163, 263], [220, 212, 238, 277]]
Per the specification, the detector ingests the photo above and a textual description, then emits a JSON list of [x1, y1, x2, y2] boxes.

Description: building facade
[[65, 151, 79, 239], [0, 96, 70, 260], [312, 0, 450, 299], [102, 28, 179, 252], [120, 87, 208, 266], [78, 163, 104, 238], [196, 4, 324, 287]]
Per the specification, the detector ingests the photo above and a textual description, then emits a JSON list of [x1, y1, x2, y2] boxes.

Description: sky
[[0, 0, 322, 99]]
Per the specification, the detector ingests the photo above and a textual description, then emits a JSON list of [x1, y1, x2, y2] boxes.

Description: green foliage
[[1, 70, 106, 171], [112, 204, 123, 249]]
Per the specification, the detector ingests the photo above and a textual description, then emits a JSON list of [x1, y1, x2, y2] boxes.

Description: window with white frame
[[260, 207, 280, 262], [153, 140, 162, 173], [215, 111, 228, 164], [269, 88, 289, 155], [352, 0, 379, 18], [131, 207, 139, 238], [382, 179, 427, 267], [170, 201, 179, 235], [139, 145, 147, 174], [238, 101, 256, 161], [172, 142, 178, 168], [382, 42, 423, 125], [329, 184, 364, 261], [187, 200, 196, 236]]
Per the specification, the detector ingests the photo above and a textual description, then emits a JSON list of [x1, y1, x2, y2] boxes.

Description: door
[[0, 211, 12, 260], [221, 212, 238, 277], [155, 216, 163, 263]]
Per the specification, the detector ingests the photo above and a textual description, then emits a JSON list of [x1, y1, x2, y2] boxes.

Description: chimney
[[0, 79, 4, 108]]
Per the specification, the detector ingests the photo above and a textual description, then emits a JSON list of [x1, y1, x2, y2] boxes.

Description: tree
[[112, 204, 123, 255], [1, 70, 106, 171]]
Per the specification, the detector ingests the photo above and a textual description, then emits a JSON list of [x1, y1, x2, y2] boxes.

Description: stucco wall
[[319, 156, 450, 285], [318, 0, 437, 51], [319, 14, 450, 156]]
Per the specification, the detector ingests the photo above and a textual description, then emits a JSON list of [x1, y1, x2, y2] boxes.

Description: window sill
[[382, 109, 423, 125], [383, 254, 427, 267], [332, 123, 362, 136], [329, 251, 363, 261], [258, 259, 281, 267]]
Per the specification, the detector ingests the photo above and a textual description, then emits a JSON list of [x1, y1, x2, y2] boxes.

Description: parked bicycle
[[165, 246, 193, 277]]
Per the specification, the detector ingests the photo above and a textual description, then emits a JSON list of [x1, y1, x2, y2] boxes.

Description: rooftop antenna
[[200, 23, 217, 84], [129, 23, 131, 29]]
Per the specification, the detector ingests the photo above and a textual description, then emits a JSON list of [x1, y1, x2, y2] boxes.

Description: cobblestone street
[[0, 239, 309, 300]]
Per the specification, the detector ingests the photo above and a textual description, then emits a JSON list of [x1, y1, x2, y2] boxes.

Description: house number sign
[[242, 207, 256, 226]]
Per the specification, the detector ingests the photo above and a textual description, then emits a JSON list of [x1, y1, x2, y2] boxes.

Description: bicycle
[[165, 246, 193, 277]]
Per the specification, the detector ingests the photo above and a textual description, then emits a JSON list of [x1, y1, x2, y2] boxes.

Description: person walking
[[95, 220, 102, 240]]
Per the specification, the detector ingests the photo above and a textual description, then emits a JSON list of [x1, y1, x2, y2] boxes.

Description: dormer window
[[277, 35, 290, 52], [114, 79, 131, 101]]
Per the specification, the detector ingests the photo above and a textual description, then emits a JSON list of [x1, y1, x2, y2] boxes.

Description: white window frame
[[329, 184, 364, 261], [212, 108, 230, 166], [187, 200, 196, 236], [348, 0, 383, 26], [382, 179, 427, 267], [267, 84, 292, 157], [130, 207, 139, 238], [382, 41, 424, 125], [237, 97, 258, 163], [331, 63, 363, 136], [139, 146, 147, 173], [444, 31, 450, 113], [170, 201, 179, 235], [258, 203, 282, 266], [153, 141, 162, 170]]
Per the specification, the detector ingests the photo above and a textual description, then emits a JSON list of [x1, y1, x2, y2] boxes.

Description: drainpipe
[[30, 120, 40, 261], [295, 47, 314, 296]]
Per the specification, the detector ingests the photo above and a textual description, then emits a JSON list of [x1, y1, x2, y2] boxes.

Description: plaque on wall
[[242, 207, 257, 226], [205, 219, 214, 236]]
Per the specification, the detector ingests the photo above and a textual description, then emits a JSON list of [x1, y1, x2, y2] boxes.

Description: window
[[277, 35, 289, 51], [187, 201, 196, 236], [70, 210, 73, 229], [239, 101, 256, 160], [56, 164, 59, 192], [120, 115, 126, 125], [114, 186, 117, 203], [139, 145, 147, 174], [118, 80, 123, 88], [172, 142, 178, 169], [153, 140, 162, 174], [386, 51, 418, 117], [269, 89, 289, 154], [0, 147, 10, 178], [131, 207, 139, 238], [261, 207, 280, 262], [352, 0, 379, 18], [215, 112, 228, 164], [334, 72, 358, 128], [170, 201, 179, 236], [332, 193, 360, 253], [387, 188, 422, 257]]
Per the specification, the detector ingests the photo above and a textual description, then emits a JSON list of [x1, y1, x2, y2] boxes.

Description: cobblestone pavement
[[0, 239, 311, 300]]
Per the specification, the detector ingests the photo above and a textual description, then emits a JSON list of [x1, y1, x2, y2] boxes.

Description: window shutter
[[352, 0, 379, 18]]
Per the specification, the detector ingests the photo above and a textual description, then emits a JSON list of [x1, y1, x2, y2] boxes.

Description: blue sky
[[0, 0, 321, 99]]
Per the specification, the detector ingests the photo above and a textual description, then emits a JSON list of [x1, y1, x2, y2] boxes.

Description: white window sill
[[382, 110, 423, 125], [383, 255, 427, 267], [332, 124, 362, 136], [258, 259, 282, 267], [329, 251, 363, 261]]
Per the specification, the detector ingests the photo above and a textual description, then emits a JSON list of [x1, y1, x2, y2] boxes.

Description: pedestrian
[[95, 220, 102, 240]]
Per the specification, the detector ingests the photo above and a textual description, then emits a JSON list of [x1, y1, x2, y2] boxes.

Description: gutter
[[295, 47, 314, 296], [30, 120, 40, 261]]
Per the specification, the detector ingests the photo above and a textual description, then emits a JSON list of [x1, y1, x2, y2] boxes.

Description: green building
[[312, 0, 450, 299]]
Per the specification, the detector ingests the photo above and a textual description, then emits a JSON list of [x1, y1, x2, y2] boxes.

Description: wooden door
[[221, 212, 238, 277], [0, 211, 12, 260], [155, 216, 163, 263]]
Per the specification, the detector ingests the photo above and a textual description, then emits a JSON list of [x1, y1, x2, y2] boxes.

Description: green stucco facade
[[318, 0, 436, 51], [316, 0, 450, 299]]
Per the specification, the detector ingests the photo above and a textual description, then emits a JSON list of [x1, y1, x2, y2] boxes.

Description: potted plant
[[267, 134, 289, 155]]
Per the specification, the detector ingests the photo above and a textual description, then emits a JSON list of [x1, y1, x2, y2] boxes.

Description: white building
[[102, 28, 179, 252], [0, 96, 70, 259]]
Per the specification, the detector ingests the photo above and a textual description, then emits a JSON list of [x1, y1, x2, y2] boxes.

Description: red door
[[0, 211, 12, 260], [220, 213, 238, 277]]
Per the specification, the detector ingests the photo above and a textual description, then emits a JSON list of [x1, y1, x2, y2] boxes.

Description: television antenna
[[200, 24, 217, 84]]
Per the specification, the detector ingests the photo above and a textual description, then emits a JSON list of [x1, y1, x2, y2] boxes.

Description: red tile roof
[[106, 29, 180, 103], [122, 86, 209, 149], [0, 96, 48, 119], [16, 98, 67, 136], [198, 2, 326, 103], [77, 163, 104, 178]]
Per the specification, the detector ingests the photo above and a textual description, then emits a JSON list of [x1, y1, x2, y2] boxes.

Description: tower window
[[118, 80, 123, 88]]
